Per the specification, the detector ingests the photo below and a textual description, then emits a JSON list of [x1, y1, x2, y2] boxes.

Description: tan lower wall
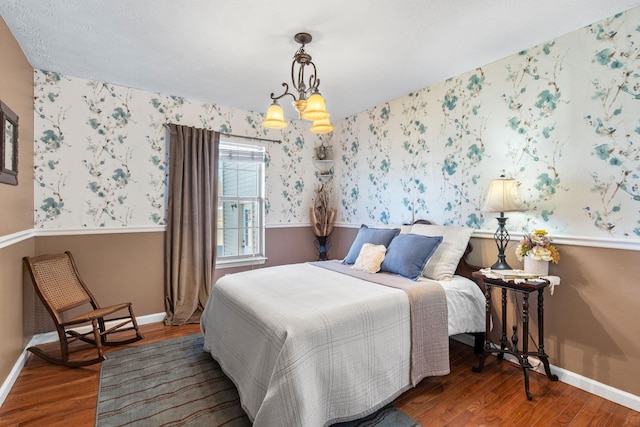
[[0, 240, 34, 384], [32, 232, 167, 330]]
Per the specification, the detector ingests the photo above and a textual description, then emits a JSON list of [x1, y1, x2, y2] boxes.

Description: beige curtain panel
[[164, 124, 219, 325]]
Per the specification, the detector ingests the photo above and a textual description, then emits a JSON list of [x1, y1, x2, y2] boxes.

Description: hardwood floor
[[395, 342, 640, 426], [0, 322, 201, 427], [1, 322, 638, 426]]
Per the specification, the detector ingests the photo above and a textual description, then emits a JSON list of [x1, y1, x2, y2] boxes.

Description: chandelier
[[262, 32, 334, 134]]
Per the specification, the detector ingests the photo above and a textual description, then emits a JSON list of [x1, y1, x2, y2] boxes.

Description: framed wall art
[[0, 100, 19, 185]]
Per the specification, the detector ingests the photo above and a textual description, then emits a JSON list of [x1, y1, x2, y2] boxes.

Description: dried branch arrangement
[[310, 184, 336, 237]]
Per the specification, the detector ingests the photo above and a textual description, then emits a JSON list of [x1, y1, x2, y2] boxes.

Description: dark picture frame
[[0, 100, 19, 185]]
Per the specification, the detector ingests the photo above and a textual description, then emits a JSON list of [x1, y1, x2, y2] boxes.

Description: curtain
[[164, 124, 219, 325]]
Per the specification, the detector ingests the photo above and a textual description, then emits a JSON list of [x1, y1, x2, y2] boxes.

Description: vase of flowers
[[516, 229, 560, 276]]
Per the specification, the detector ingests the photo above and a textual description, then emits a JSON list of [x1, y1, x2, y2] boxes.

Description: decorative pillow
[[380, 234, 443, 280], [410, 223, 473, 281], [343, 225, 401, 264], [351, 243, 387, 273], [377, 224, 413, 234]]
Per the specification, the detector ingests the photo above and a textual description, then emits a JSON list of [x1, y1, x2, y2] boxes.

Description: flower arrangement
[[515, 229, 560, 264]]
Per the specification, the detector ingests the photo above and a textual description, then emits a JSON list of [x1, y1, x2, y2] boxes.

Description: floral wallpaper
[[33, 7, 640, 246], [332, 7, 640, 243], [33, 71, 329, 228]]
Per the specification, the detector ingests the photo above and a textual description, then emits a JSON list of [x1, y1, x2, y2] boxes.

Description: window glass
[[216, 141, 265, 265]]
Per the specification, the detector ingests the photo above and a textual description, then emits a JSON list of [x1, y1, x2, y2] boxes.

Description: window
[[217, 141, 266, 268]]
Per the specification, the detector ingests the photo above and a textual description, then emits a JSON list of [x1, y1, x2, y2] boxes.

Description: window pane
[[239, 201, 258, 254], [218, 200, 260, 257], [220, 162, 238, 197], [221, 200, 239, 227], [244, 227, 260, 254], [238, 166, 257, 197], [221, 227, 239, 257], [220, 161, 259, 198]]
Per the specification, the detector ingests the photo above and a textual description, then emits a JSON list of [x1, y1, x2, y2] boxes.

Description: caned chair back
[[25, 252, 93, 314]]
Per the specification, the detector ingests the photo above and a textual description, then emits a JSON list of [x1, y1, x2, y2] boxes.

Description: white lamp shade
[[482, 177, 524, 213], [262, 103, 288, 129]]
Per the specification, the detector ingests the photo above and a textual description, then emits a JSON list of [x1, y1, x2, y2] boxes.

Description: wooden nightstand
[[471, 271, 559, 400]]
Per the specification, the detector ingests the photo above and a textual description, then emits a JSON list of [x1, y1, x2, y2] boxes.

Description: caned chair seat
[[63, 303, 133, 326], [23, 251, 144, 367]]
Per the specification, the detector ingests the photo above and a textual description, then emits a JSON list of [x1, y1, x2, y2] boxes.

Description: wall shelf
[[313, 159, 334, 181]]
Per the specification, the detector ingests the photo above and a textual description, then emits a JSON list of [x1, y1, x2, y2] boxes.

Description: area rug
[[96, 334, 420, 427]]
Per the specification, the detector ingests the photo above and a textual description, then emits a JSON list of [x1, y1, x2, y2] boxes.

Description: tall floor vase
[[315, 235, 328, 261]]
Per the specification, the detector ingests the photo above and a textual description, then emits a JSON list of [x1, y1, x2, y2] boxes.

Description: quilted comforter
[[201, 261, 473, 426]]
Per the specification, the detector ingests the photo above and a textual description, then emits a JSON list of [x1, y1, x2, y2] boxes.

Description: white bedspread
[[434, 275, 487, 336], [201, 263, 484, 427]]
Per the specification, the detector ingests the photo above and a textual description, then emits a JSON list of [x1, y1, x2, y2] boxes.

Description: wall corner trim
[[0, 229, 35, 250]]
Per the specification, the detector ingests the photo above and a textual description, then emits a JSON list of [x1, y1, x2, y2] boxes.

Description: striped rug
[[96, 334, 420, 426]]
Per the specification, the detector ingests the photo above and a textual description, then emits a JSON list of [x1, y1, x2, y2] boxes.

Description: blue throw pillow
[[343, 225, 401, 264], [380, 234, 443, 280]]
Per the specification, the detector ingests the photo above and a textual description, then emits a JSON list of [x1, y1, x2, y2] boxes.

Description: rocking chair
[[23, 251, 144, 367]]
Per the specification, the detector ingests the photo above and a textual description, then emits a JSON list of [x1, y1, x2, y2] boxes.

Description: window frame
[[215, 140, 267, 269]]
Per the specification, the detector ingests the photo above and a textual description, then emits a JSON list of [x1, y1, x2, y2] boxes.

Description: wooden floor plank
[[568, 394, 606, 426], [0, 324, 638, 427], [529, 381, 582, 426], [553, 387, 594, 425], [621, 410, 640, 426]]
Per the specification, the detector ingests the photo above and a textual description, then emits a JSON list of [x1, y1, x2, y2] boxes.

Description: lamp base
[[491, 213, 511, 270], [491, 260, 512, 270]]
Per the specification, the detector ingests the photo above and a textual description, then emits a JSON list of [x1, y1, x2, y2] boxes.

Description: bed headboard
[[413, 220, 483, 286]]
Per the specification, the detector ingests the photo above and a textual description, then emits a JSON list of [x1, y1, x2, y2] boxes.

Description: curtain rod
[[221, 133, 282, 144], [164, 124, 282, 144]]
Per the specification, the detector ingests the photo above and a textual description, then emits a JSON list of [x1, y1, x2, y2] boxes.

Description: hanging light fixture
[[262, 32, 334, 134]]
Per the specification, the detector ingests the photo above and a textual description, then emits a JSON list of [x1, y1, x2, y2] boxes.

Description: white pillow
[[377, 224, 413, 234], [410, 223, 473, 281], [352, 243, 387, 273]]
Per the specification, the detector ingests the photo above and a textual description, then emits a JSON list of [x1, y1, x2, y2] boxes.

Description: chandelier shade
[[301, 93, 329, 121], [262, 32, 334, 134], [310, 117, 334, 134], [262, 102, 288, 129]]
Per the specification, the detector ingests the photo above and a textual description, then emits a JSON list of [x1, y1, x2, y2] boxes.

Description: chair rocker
[[23, 251, 144, 367]]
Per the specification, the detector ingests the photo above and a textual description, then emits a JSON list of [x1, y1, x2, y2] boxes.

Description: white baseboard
[[452, 334, 640, 412], [0, 312, 166, 408]]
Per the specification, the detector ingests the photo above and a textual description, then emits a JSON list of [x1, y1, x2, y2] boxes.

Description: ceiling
[[2, 0, 640, 121]]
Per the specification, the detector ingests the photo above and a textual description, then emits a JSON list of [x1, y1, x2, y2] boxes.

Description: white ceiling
[[2, 0, 640, 121]]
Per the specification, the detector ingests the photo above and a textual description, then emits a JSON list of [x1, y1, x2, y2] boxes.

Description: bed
[[201, 221, 486, 427]]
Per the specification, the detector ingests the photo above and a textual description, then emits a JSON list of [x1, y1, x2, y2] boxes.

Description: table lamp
[[482, 175, 525, 270]]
